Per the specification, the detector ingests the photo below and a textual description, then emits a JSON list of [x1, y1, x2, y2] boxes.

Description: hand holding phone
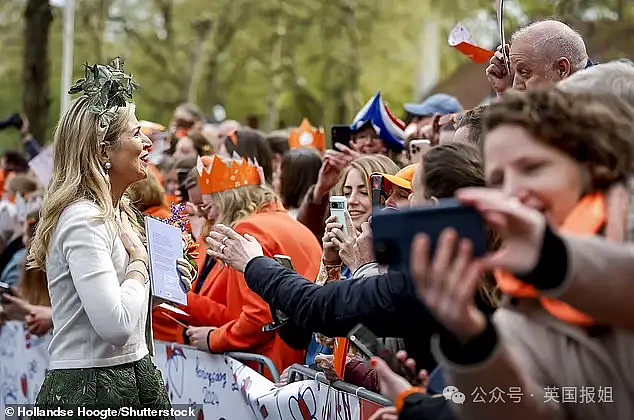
[[371, 198, 486, 270], [348, 324, 422, 386], [329, 196, 348, 235]]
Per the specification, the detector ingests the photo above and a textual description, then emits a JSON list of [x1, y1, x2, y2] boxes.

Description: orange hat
[[371, 164, 417, 192]]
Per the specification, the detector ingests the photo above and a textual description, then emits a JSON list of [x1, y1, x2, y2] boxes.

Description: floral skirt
[[33, 355, 173, 420]]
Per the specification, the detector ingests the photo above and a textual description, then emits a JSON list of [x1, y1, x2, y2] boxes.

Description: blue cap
[[404, 94, 464, 117]]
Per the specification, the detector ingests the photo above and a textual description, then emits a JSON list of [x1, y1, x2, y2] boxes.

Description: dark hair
[[2, 151, 29, 172], [456, 104, 488, 145], [266, 131, 291, 156], [421, 143, 485, 199], [484, 87, 634, 191], [419, 143, 497, 306], [280, 149, 322, 209], [224, 128, 274, 183]]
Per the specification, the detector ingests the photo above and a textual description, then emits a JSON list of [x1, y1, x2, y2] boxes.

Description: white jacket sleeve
[[60, 208, 146, 346]]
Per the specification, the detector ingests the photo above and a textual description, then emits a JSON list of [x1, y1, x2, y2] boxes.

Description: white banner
[[0, 322, 381, 419]]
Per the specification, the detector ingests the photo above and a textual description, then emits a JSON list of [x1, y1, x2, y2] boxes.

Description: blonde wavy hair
[[334, 154, 400, 195], [29, 98, 141, 269], [212, 184, 279, 228]]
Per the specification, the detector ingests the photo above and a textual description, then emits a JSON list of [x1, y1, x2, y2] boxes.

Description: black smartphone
[[370, 174, 384, 209], [177, 169, 190, 202], [0, 281, 15, 303], [371, 198, 486, 270], [347, 324, 421, 386], [263, 256, 295, 333], [331, 125, 351, 149]]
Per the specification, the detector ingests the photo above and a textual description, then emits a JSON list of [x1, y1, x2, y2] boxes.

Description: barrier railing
[[225, 351, 280, 382], [286, 363, 391, 407]]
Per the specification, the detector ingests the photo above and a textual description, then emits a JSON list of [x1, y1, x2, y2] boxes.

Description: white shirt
[[46, 200, 149, 369]]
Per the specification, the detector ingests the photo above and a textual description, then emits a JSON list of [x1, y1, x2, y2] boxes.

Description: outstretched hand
[[206, 224, 264, 272]]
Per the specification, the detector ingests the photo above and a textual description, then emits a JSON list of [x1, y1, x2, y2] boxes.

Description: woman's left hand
[[206, 224, 264, 272], [186, 326, 215, 352], [410, 228, 486, 343]]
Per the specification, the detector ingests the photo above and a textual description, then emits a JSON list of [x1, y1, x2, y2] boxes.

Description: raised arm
[[243, 256, 436, 338]]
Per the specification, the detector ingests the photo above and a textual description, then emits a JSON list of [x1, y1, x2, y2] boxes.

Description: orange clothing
[[174, 202, 322, 375], [495, 193, 606, 326], [0, 170, 5, 198], [144, 205, 172, 220]]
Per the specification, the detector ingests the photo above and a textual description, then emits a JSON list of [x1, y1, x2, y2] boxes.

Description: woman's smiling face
[[484, 124, 587, 225]]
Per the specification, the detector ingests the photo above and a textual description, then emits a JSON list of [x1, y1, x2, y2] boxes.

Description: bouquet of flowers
[[159, 203, 199, 273]]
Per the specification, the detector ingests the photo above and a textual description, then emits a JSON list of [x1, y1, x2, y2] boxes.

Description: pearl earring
[[104, 162, 112, 171]]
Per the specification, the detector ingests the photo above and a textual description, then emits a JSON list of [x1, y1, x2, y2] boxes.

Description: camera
[[0, 113, 23, 131]]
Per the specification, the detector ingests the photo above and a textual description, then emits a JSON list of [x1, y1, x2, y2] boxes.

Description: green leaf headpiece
[[68, 57, 139, 141]]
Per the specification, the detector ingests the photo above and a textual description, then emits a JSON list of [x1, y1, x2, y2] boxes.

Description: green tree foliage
[[1, 0, 632, 152]]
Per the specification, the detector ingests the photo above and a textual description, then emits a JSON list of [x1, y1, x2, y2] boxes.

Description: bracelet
[[130, 257, 148, 270], [126, 268, 149, 284], [127, 260, 148, 276], [207, 329, 213, 352]]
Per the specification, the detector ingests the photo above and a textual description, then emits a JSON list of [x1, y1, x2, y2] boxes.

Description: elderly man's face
[[509, 39, 564, 91]]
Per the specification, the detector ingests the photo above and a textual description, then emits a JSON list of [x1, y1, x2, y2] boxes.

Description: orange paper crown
[[289, 118, 326, 151], [197, 153, 264, 195]]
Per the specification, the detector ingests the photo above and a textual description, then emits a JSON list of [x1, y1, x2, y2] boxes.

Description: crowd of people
[[0, 18, 632, 420]]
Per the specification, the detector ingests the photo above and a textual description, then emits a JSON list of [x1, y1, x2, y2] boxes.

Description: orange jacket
[[172, 202, 322, 374], [144, 205, 172, 220], [495, 193, 606, 326]]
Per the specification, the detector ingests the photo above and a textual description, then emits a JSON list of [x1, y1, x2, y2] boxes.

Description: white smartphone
[[409, 139, 432, 164], [329, 195, 348, 234]]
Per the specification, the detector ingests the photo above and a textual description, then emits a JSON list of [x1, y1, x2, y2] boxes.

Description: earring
[[104, 162, 112, 171]]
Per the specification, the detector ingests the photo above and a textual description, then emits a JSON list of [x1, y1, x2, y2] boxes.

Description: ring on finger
[[222, 236, 230, 246], [220, 244, 227, 254]]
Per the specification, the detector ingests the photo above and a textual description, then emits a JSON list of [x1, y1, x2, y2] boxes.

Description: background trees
[[1, 0, 632, 151]]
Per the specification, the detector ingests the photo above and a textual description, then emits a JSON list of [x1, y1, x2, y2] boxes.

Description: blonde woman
[[175, 154, 323, 378], [28, 60, 193, 416]]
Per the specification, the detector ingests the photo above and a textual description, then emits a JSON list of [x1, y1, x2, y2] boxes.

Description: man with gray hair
[[487, 20, 590, 95], [558, 60, 634, 106]]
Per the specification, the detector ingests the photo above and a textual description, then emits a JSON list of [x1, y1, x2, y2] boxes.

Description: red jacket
[[172, 202, 322, 374]]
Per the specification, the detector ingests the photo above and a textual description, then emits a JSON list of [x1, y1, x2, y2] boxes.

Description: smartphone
[[329, 196, 348, 234], [371, 198, 486, 270], [274, 255, 296, 271], [370, 174, 384, 209], [263, 256, 295, 333], [177, 169, 190, 202], [408, 139, 431, 164], [347, 323, 422, 386], [0, 281, 15, 303], [331, 125, 351, 149]]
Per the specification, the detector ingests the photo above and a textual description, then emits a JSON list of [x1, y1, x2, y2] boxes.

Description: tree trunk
[[23, 0, 53, 144]]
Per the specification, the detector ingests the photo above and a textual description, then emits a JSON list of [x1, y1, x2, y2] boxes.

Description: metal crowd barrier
[[226, 352, 281, 382], [286, 363, 391, 407]]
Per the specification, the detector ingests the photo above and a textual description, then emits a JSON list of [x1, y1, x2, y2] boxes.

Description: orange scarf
[[494, 193, 606, 326]]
